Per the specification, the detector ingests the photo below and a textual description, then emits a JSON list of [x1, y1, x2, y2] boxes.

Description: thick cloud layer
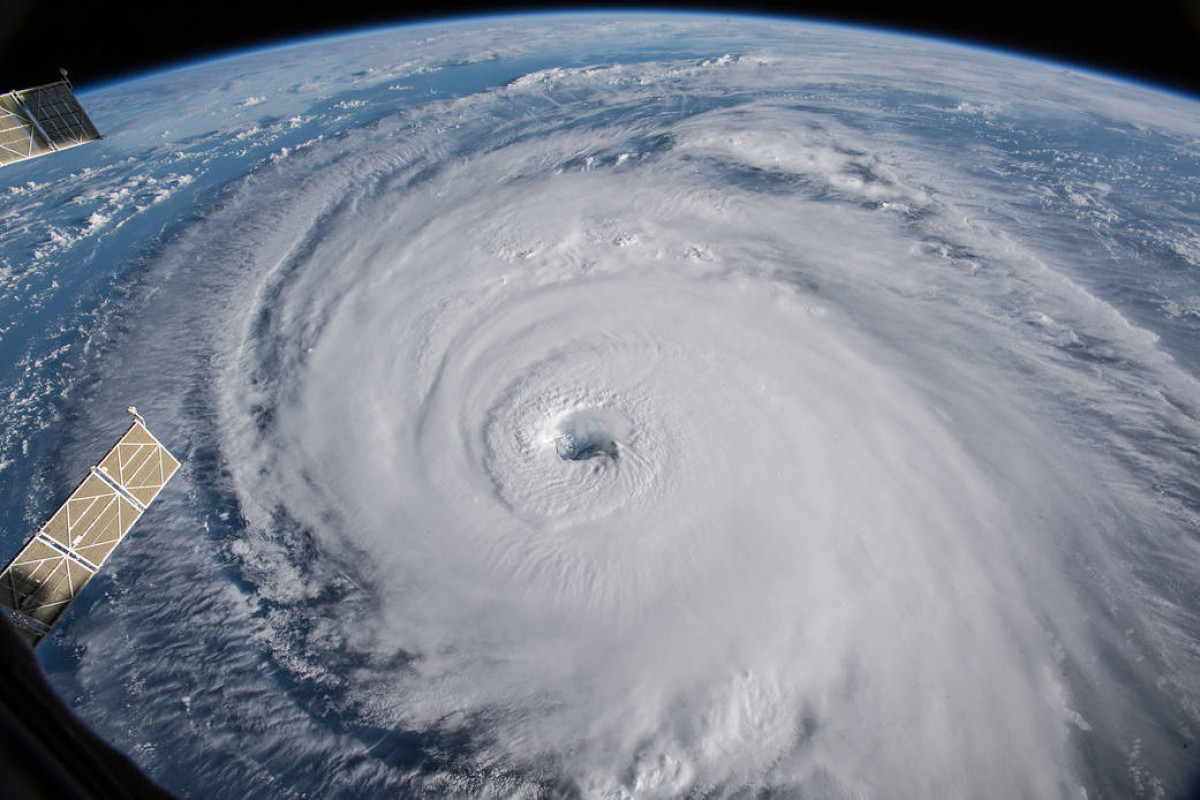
[[2, 15, 1199, 800]]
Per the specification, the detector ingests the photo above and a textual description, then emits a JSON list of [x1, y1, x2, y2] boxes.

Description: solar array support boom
[[0, 409, 180, 647]]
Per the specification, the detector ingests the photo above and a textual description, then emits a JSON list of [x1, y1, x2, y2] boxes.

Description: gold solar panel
[[96, 421, 181, 508], [18, 83, 101, 148], [0, 80, 101, 167], [0, 413, 179, 646], [0, 538, 95, 629], [0, 93, 53, 165], [38, 473, 143, 565]]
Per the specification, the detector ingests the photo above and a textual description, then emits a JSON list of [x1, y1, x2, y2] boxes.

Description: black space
[[1, 0, 1199, 98]]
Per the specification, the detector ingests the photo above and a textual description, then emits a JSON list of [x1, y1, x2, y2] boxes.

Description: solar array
[[0, 416, 179, 646], [0, 80, 101, 166]]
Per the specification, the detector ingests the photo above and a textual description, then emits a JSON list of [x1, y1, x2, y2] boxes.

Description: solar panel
[[0, 414, 179, 646], [20, 83, 101, 147], [0, 80, 101, 167], [96, 421, 181, 508], [0, 93, 53, 165]]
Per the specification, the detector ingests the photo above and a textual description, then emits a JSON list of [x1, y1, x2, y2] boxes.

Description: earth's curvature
[[2, 12, 1200, 799]]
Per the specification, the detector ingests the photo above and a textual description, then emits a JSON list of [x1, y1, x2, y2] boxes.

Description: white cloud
[[7, 14, 1197, 800]]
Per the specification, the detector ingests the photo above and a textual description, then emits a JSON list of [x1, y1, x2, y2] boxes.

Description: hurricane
[[2, 14, 1199, 799]]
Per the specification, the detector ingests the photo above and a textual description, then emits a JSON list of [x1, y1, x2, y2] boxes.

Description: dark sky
[[2, 0, 1200, 98]]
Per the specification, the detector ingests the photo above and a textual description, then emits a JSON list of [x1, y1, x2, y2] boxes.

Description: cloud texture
[[2, 15, 1199, 800]]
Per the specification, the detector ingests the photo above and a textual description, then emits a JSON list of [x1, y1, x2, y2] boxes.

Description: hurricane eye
[[554, 408, 620, 462]]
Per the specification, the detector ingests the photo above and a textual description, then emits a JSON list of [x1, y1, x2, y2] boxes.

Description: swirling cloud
[[4, 15, 1198, 800]]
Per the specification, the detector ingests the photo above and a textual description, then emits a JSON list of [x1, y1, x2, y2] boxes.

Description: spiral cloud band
[[2, 15, 1199, 799]]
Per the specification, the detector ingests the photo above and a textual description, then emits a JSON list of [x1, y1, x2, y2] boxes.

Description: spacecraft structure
[[0, 409, 180, 646], [0, 71, 101, 166]]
